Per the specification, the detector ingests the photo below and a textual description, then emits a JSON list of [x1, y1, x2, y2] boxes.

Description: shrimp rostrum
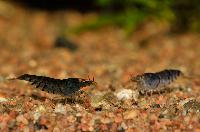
[[17, 74, 97, 96], [131, 69, 183, 94]]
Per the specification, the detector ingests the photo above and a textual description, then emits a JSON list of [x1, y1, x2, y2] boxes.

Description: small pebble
[[115, 89, 137, 100], [53, 127, 60, 132], [54, 103, 66, 114], [33, 112, 41, 123], [123, 110, 139, 120], [35, 105, 46, 113], [16, 115, 29, 125], [0, 97, 8, 102]]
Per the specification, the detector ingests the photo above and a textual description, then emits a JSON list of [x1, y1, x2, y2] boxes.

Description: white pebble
[[54, 103, 66, 114], [0, 97, 8, 102], [115, 89, 135, 100], [33, 112, 41, 123]]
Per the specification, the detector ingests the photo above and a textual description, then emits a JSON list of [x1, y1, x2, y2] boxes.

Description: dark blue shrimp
[[132, 69, 183, 94]]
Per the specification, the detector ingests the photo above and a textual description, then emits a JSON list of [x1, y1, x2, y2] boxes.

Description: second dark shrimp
[[132, 69, 183, 94]]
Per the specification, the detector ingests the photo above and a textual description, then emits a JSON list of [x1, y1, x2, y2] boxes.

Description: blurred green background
[[89, 0, 200, 34], [8, 0, 200, 34]]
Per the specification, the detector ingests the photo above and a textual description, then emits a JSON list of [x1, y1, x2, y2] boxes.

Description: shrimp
[[17, 74, 97, 96], [132, 69, 183, 94]]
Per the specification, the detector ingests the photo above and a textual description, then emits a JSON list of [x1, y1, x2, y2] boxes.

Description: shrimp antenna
[[87, 75, 90, 81]]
